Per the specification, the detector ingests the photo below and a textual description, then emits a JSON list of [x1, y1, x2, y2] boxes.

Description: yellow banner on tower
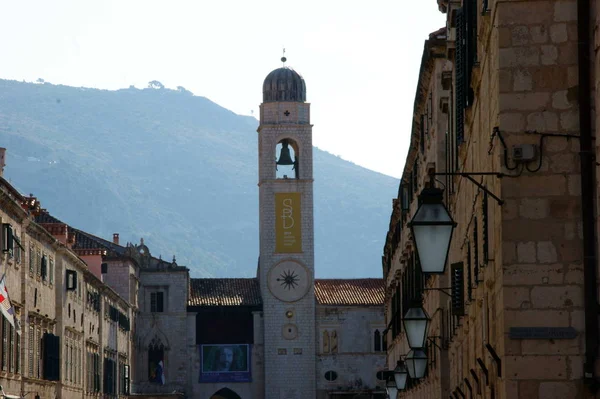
[[275, 192, 302, 253]]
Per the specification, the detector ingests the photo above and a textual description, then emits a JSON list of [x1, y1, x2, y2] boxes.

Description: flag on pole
[[0, 274, 20, 335]]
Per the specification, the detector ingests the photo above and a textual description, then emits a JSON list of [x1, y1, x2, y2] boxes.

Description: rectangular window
[[28, 325, 34, 377], [41, 255, 47, 281], [150, 292, 164, 313], [8, 324, 13, 373], [49, 258, 54, 284], [15, 323, 20, 374], [2, 224, 14, 256], [2, 316, 7, 371]]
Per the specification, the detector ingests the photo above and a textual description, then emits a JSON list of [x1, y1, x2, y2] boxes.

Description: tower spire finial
[[281, 47, 287, 66]]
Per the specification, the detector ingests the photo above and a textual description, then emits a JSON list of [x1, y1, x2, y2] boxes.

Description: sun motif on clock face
[[267, 260, 310, 302], [277, 269, 299, 290]]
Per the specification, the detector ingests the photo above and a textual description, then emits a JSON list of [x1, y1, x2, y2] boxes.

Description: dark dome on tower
[[263, 67, 306, 103]]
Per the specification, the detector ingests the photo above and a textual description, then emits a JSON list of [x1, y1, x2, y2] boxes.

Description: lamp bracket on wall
[[429, 171, 504, 205], [424, 287, 452, 297], [427, 336, 445, 351]]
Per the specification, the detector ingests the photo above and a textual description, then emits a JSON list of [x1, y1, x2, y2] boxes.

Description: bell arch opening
[[210, 387, 242, 399], [275, 138, 299, 179]]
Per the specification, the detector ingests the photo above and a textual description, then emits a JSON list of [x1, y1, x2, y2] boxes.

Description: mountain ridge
[[0, 79, 398, 278]]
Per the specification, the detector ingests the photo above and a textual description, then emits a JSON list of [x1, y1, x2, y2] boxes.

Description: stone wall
[[316, 306, 386, 397]]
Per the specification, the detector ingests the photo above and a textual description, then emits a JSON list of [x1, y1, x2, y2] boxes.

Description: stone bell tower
[[257, 60, 316, 398]]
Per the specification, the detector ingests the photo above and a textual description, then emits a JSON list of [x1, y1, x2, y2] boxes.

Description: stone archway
[[210, 388, 242, 399]]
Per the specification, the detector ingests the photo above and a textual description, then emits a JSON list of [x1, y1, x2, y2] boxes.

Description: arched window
[[275, 139, 299, 179], [148, 336, 165, 384], [374, 329, 381, 352]]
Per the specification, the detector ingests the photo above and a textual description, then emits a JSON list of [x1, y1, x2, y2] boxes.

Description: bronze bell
[[276, 140, 295, 165]]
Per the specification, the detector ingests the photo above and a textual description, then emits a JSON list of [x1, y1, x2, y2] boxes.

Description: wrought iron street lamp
[[405, 348, 428, 379], [385, 378, 398, 399], [408, 187, 456, 274], [393, 360, 408, 391], [403, 305, 430, 349]]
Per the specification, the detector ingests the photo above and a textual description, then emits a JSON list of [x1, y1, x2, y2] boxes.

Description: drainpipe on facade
[[577, 0, 598, 388]]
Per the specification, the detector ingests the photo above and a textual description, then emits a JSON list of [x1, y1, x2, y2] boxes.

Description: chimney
[[113, 233, 119, 245], [0, 148, 5, 177]]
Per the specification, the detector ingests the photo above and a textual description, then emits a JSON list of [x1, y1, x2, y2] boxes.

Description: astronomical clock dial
[[267, 260, 310, 302]]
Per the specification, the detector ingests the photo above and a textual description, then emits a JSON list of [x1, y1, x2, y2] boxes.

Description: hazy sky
[[0, 0, 445, 178]]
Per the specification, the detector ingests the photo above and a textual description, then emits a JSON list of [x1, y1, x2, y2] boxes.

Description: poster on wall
[[275, 192, 302, 253], [199, 344, 252, 383]]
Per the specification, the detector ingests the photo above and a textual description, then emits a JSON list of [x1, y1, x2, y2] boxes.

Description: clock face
[[267, 260, 311, 302]]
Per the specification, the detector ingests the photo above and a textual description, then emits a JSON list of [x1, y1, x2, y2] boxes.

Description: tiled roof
[[35, 212, 64, 224], [34, 211, 126, 255], [71, 229, 125, 254], [188, 278, 385, 307], [314, 279, 385, 306], [189, 278, 262, 307]]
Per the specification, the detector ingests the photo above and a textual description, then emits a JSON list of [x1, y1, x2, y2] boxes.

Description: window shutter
[[54, 334, 60, 381], [455, 8, 466, 144], [465, 0, 477, 107], [124, 364, 130, 395], [482, 190, 489, 264], [467, 242, 473, 301], [49, 258, 54, 284], [42, 332, 50, 380], [94, 354, 100, 392], [103, 358, 108, 394], [420, 114, 425, 153], [451, 262, 465, 316]]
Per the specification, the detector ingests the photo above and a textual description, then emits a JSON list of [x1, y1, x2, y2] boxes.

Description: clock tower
[[258, 62, 316, 398]]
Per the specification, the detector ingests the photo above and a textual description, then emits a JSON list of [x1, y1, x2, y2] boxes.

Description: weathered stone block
[[514, 69, 533, 91], [517, 241, 537, 263], [560, 109, 579, 130], [499, 113, 526, 132], [526, 111, 559, 131], [530, 285, 582, 308], [541, 45, 559, 65], [505, 355, 567, 379], [539, 381, 578, 398], [554, 1, 577, 22], [498, 2, 554, 26], [499, 47, 540, 68], [504, 287, 531, 308], [519, 198, 549, 219], [550, 24, 569, 43], [503, 264, 564, 286], [537, 241, 558, 263], [500, 92, 550, 110]]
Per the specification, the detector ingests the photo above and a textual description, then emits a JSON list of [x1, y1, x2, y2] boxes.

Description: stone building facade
[[0, 63, 387, 399], [383, 1, 598, 398], [0, 178, 135, 399]]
